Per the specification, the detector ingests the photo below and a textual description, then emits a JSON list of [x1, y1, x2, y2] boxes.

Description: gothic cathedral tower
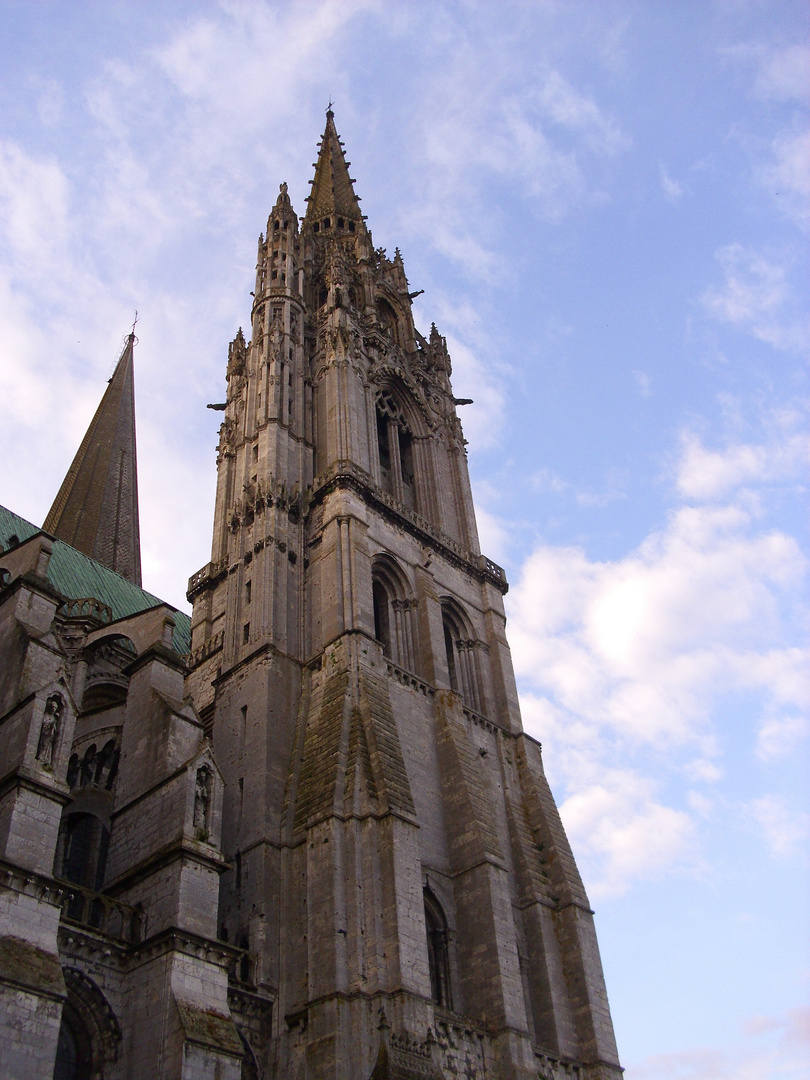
[[186, 112, 622, 1080]]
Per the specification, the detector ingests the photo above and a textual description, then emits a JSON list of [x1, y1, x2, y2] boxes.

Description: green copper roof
[[0, 504, 190, 654]]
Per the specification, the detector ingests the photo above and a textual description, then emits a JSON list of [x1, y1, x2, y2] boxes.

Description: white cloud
[[751, 795, 810, 860], [756, 713, 809, 762], [753, 44, 810, 103], [702, 244, 808, 353], [472, 502, 511, 565], [660, 164, 683, 204], [507, 421, 808, 894], [760, 128, 810, 231], [633, 369, 652, 397], [676, 428, 810, 502]]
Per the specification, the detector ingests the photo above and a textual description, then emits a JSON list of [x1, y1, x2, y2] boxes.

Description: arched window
[[53, 1004, 93, 1080], [441, 599, 483, 714], [424, 889, 452, 1010], [372, 579, 391, 657], [59, 813, 110, 892], [371, 556, 418, 675], [376, 297, 399, 343], [53, 970, 121, 1080], [375, 390, 417, 510]]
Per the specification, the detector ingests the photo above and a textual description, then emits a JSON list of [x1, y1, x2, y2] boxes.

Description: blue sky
[[0, 2, 807, 1076]]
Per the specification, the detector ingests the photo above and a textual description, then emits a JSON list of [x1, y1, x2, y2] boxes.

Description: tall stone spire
[[304, 107, 364, 226], [44, 332, 142, 585]]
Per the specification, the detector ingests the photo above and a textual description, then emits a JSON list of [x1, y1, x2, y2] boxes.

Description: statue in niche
[[193, 765, 212, 837], [36, 693, 63, 768]]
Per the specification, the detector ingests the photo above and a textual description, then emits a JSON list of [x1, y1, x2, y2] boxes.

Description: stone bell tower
[[186, 111, 622, 1080]]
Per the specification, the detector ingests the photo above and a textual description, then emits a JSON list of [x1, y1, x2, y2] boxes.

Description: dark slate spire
[[304, 108, 364, 227], [43, 332, 142, 585]]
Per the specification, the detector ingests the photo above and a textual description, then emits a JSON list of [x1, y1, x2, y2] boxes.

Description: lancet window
[[371, 556, 419, 675], [441, 599, 484, 715], [424, 888, 453, 1010], [375, 390, 417, 511]]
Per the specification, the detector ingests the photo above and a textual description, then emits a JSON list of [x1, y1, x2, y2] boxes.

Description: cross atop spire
[[43, 332, 142, 585], [304, 110, 364, 228]]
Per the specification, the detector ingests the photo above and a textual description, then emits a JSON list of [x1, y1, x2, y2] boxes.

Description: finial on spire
[[129, 309, 139, 342], [326, 97, 335, 118]]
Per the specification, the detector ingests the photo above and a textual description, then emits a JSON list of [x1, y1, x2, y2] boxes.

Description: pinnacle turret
[[43, 332, 142, 585], [303, 109, 364, 230]]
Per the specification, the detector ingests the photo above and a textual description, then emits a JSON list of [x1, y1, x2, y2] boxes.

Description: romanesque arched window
[[441, 599, 484, 715], [371, 555, 419, 674], [424, 888, 452, 1010], [53, 1002, 93, 1080]]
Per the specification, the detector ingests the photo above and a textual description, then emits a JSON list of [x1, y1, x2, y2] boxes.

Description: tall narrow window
[[399, 428, 415, 508], [444, 621, 458, 693], [373, 579, 391, 657], [424, 889, 452, 1010], [376, 407, 391, 489]]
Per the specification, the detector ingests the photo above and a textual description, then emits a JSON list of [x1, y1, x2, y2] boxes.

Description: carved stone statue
[[193, 765, 212, 835], [36, 693, 63, 768]]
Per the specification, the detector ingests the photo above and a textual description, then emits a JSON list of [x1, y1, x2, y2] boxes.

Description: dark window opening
[[376, 408, 391, 486], [444, 622, 458, 693], [349, 221, 355, 233], [273, 221, 280, 231], [245, 580, 251, 604], [337, 217, 344, 228], [399, 428, 414, 487], [60, 813, 109, 892], [54, 1005, 93, 1080], [243, 623, 250, 645], [373, 580, 391, 658], [313, 222, 320, 233], [425, 891, 452, 1010]]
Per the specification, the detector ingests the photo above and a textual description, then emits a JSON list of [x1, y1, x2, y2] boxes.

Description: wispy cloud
[[702, 244, 808, 352], [628, 1006, 810, 1080], [750, 795, 810, 860], [659, 164, 684, 204]]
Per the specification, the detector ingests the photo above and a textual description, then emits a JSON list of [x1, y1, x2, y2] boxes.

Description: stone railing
[[478, 555, 507, 586], [385, 659, 434, 697], [186, 630, 224, 670], [535, 1051, 582, 1080], [187, 558, 228, 598], [310, 460, 508, 592], [58, 597, 113, 623], [59, 880, 146, 945]]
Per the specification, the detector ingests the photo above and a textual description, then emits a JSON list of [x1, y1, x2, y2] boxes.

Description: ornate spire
[[43, 332, 142, 585], [304, 109, 364, 227]]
